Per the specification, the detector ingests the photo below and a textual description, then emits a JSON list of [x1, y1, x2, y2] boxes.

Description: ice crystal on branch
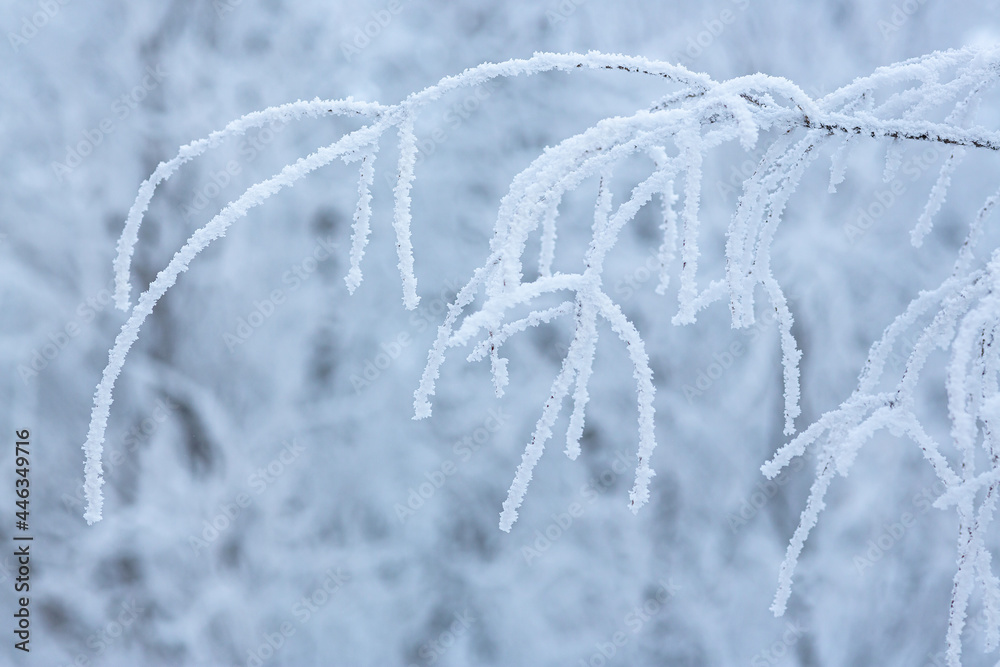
[[84, 46, 1000, 665]]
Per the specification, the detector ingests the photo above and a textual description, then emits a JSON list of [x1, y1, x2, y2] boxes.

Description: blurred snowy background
[[3, 1, 1000, 665]]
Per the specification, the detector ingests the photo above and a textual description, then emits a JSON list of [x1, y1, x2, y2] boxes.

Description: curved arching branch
[[83, 43, 1000, 667]]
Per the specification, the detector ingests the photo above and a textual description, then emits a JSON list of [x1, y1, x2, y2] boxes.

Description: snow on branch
[[85, 45, 1000, 665]]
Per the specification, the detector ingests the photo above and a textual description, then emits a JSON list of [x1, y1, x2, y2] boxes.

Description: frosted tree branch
[[84, 44, 1000, 665]]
